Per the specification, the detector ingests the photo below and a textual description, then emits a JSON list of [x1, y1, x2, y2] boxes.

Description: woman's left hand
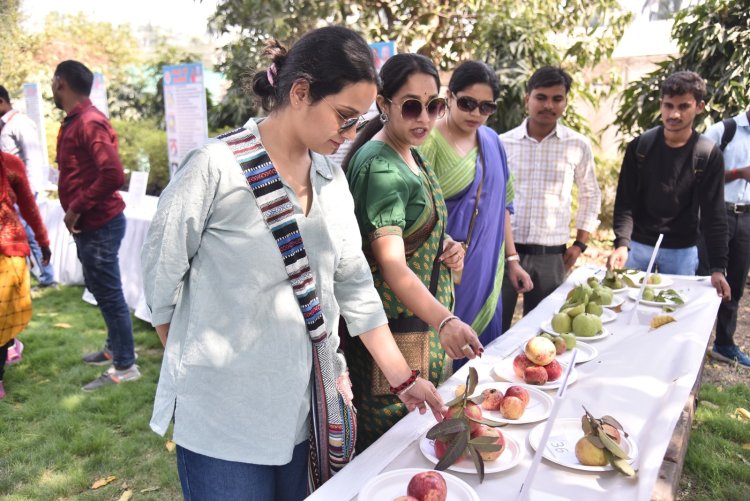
[[398, 377, 448, 422], [440, 239, 465, 271]]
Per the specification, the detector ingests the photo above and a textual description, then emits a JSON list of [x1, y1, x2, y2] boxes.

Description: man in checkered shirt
[[500, 67, 601, 331]]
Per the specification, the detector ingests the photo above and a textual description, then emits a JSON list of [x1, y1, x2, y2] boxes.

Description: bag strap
[[463, 144, 485, 251], [217, 126, 349, 490], [719, 118, 737, 152]]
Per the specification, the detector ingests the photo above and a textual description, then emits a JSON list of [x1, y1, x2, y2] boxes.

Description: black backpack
[[718, 118, 737, 152]]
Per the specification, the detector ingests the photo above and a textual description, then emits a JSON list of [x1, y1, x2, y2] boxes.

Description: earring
[[380, 112, 389, 125]]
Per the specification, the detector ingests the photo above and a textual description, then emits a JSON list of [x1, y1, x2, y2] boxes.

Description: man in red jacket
[[52, 60, 139, 391]]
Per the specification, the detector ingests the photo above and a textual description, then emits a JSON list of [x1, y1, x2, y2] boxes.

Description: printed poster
[[162, 63, 208, 177]]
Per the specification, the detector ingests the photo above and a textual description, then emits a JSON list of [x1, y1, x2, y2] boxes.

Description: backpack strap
[[719, 118, 737, 152], [634, 126, 661, 193]]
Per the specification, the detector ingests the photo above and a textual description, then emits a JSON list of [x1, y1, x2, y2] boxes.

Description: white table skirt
[[39, 192, 157, 323], [308, 266, 721, 501]]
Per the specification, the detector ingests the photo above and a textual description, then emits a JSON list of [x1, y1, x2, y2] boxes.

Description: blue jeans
[[626, 240, 698, 275], [73, 213, 135, 369], [19, 208, 55, 285], [176, 441, 309, 501]]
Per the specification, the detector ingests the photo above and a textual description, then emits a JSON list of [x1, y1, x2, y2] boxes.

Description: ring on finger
[[460, 343, 471, 351]]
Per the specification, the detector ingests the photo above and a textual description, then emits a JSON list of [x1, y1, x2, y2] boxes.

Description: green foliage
[[111, 119, 170, 196], [209, 0, 631, 135], [615, 0, 750, 140], [0, 286, 179, 499], [680, 383, 750, 500], [0, 0, 40, 92]]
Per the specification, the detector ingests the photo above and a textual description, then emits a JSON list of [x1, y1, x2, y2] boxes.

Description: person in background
[[0, 85, 56, 289], [608, 71, 730, 302], [343, 53, 482, 451], [702, 108, 750, 368], [51, 60, 139, 391], [0, 151, 51, 399], [500, 67, 601, 331], [421, 60, 532, 368], [142, 27, 446, 500]]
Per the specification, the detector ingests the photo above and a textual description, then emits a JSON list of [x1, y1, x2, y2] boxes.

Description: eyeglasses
[[386, 97, 447, 121], [321, 97, 367, 133], [455, 95, 498, 116]]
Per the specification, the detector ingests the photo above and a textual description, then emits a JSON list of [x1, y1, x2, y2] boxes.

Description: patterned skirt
[[0, 256, 32, 346]]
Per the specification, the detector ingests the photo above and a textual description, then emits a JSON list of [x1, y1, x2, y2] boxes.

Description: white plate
[[599, 308, 617, 323], [573, 326, 611, 342], [420, 431, 524, 474], [358, 467, 479, 501], [556, 341, 598, 365], [528, 418, 638, 472], [628, 274, 675, 289], [470, 382, 554, 424], [627, 289, 686, 307], [490, 358, 578, 390], [603, 295, 625, 309]]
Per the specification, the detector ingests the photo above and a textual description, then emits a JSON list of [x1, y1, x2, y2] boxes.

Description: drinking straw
[[628, 233, 664, 325]]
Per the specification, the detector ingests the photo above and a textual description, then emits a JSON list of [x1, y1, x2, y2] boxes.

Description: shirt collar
[[736, 111, 750, 128], [0, 109, 16, 125], [66, 98, 94, 120], [519, 118, 565, 141], [241, 117, 334, 181]]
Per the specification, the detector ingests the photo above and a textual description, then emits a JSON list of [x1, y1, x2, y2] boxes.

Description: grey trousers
[[501, 253, 565, 332]]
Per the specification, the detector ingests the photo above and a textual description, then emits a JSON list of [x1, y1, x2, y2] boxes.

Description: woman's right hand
[[439, 319, 483, 360], [398, 377, 448, 422]]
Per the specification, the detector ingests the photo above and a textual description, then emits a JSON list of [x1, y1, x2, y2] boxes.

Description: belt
[[726, 202, 750, 214], [516, 243, 567, 255]]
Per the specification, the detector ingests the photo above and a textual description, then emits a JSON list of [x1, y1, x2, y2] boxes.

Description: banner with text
[[22, 83, 51, 183], [91, 73, 110, 118], [163, 63, 208, 177]]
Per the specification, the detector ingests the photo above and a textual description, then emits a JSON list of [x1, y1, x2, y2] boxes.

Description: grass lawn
[[2, 285, 749, 499], [679, 383, 750, 500], [0, 285, 180, 500]]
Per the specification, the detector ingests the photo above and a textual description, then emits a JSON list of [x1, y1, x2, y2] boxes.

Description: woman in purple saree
[[421, 61, 533, 370]]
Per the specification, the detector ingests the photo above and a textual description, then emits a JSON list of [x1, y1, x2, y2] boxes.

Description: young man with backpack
[[702, 109, 750, 368], [608, 71, 730, 301]]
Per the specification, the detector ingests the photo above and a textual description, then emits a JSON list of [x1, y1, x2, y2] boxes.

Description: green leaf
[[466, 444, 486, 483], [598, 428, 629, 459], [622, 275, 637, 288], [601, 415, 625, 431], [468, 442, 503, 453], [435, 429, 469, 471], [467, 367, 478, 396], [605, 449, 637, 477], [426, 418, 468, 440], [469, 435, 501, 445]]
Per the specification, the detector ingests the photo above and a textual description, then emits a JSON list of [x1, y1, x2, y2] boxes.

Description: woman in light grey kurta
[[141, 26, 446, 501]]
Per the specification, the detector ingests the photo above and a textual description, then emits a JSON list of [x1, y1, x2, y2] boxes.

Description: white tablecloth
[[39, 192, 157, 322], [308, 266, 721, 501]]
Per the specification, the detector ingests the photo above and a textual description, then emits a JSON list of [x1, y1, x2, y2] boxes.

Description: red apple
[[524, 337, 557, 366], [407, 471, 447, 501], [393, 497, 419, 501], [446, 402, 483, 435], [472, 425, 506, 461], [543, 359, 562, 382], [500, 395, 525, 420], [504, 386, 530, 407], [513, 353, 534, 378], [481, 388, 504, 411], [523, 365, 548, 385]]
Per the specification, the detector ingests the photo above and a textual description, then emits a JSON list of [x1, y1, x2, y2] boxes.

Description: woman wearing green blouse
[[342, 54, 483, 450]]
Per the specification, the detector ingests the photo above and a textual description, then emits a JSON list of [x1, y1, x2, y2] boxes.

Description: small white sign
[[128, 171, 149, 206]]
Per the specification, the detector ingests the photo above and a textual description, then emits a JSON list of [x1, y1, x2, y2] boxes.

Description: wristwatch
[[572, 240, 588, 253]]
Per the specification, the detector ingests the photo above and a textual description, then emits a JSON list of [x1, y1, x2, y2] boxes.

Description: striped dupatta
[[218, 127, 356, 491]]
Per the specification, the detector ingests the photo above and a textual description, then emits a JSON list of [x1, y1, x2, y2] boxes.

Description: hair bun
[[264, 39, 288, 69]]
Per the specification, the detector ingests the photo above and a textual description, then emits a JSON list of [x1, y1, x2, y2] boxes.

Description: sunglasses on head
[[386, 97, 447, 121], [455, 95, 498, 116]]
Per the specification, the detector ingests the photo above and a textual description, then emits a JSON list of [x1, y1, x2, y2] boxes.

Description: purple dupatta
[[444, 125, 511, 350]]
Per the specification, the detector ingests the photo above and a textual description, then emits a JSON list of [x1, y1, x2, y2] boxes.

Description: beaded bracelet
[[438, 315, 460, 334], [390, 369, 420, 395]]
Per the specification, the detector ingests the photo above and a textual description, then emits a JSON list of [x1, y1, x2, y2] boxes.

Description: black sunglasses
[[386, 97, 447, 121], [455, 95, 498, 116]]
